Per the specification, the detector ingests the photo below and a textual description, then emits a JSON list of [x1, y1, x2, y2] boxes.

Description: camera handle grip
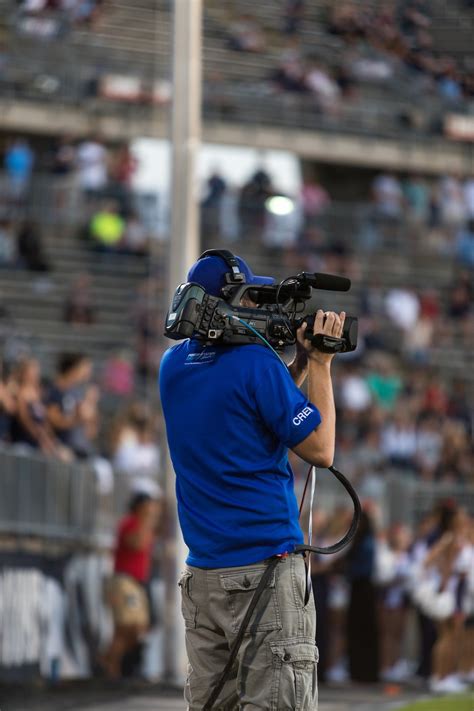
[[306, 333, 346, 353]]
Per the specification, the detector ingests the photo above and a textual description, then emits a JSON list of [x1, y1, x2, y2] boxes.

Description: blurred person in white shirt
[[419, 508, 472, 694], [385, 288, 420, 331], [76, 136, 108, 196], [377, 524, 414, 682], [111, 402, 161, 495], [381, 410, 417, 469], [463, 177, 474, 220], [438, 175, 467, 230], [372, 172, 404, 219]]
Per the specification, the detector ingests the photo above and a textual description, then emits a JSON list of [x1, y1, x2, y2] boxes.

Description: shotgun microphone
[[297, 272, 351, 292]]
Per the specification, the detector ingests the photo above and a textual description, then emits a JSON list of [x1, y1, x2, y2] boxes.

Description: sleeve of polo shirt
[[253, 357, 321, 448]]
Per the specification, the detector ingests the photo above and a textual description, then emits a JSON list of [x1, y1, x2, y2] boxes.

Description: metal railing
[[0, 446, 159, 545], [0, 447, 99, 542], [1, 445, 472, 545]]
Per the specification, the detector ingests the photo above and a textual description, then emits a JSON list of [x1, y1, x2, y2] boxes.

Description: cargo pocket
[[178, 570, 197, 628], [269, 638, 318, 711], [219, 567, 281, 634]]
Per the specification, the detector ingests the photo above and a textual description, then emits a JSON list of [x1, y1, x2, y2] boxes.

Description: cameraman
[[160, 253, 345, 710]]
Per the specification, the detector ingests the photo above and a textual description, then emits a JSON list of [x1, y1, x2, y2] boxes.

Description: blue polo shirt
[[159, 339, 321, 568]]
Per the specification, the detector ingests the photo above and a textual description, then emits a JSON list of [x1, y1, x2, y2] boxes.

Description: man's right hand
[[296, 309, 346, 366]]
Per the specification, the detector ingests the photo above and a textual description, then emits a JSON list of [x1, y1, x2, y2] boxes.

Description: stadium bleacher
[[0, 0, 472, 139]]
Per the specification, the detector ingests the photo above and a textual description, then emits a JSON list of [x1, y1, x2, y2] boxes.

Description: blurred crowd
[[0, 350, 163, 497], [227, 0, 474, 114], [327, 0, 474, 102], [201, 167, 474, 266], [229, 0, 474, 105], [0, 138, 472, 694], [15, 0, 104, 38], [0, 0, 472, 139], [311, 499, 474, 694], [1, 135, 151, 257], [1, 147, 472, 493]]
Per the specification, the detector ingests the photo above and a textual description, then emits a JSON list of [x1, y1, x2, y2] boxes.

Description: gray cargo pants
[[178, 552, 318, 710]]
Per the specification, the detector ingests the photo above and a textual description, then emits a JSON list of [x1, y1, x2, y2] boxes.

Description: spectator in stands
[[421, 371, 449, 417], [438, 66, 463, 104], [282, 0, 305, 36], [381, 409, 417, 469], [271, 39, 307, 93], [344, 508, 379, 682], [464, 176, 474, 220], [46, 352, 97, 459], [338, 365, 372, 414], [238, 169, 275, 241], [0, 359, 15, 443], [69, 0, 104, 28], [438, 175, 467, 231], [63, 273, 97, 325], [16, 220, 50, 272], [51, 135, 76, 176], [122, 213, 149, 256], [10, 357, 70, 459], [328, 2, 366, 39], [372, 172, 404, 220], [378, 523, 413, 683], [0, 220, 16, 267], [419, 508, 472, 694], [415, 414, 443, 480], [365, 355, 402, 410], [305, 61, 341, 113], [4, 138, 34, 204], [133, 278, 161, 380], [109, 143, 138, 216], [403, 174, 430, 223], [301, 176, 331, 220], [446, 378, 471, 436], [349, 51, 394, 83], [201, 172, 228, 243], [316, 509, 352, 684], [76, 135, 108, 197], [437, 421, 472, 485], [50, 135, 77, 212], [202, 172, 227, 210], [101, 492, 160, 679], [110, 401, 161, 495], [447, 280, 471, 321], [403, 290, 437, 363], [385, 287, 420, 332], [272, 58, 307, 93], [228, 14, 266, 53], [102, 350, 135, 398], [400, 0, 432, 38], [410, 501, 454, 680], [89, 201, 125, 251], [455, 218, 474, 268]]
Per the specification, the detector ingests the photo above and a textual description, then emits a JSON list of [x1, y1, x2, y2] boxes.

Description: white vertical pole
[[163, 0, 202, 684]]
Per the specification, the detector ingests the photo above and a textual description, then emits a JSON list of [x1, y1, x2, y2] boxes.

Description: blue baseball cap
[[187, 254, 275, 297]]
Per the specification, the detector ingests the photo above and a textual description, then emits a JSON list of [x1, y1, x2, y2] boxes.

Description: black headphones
[[199, 249, 246, 286]]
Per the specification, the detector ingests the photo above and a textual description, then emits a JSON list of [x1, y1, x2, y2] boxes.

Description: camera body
[[164, 274, 358, 354]]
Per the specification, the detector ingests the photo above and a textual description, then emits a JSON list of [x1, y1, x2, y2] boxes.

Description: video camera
[[164, 250, 358, 354]]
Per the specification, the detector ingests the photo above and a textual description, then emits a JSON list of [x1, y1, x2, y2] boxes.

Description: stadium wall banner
[[0, 550, 112, 682], [444, 113, 474, 142]]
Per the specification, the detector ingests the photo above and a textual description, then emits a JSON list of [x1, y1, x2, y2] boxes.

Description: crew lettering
[[292, 406, 313, 426]]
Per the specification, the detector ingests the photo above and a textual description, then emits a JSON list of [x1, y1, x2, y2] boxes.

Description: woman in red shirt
[[101, 493, 159, 679]]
